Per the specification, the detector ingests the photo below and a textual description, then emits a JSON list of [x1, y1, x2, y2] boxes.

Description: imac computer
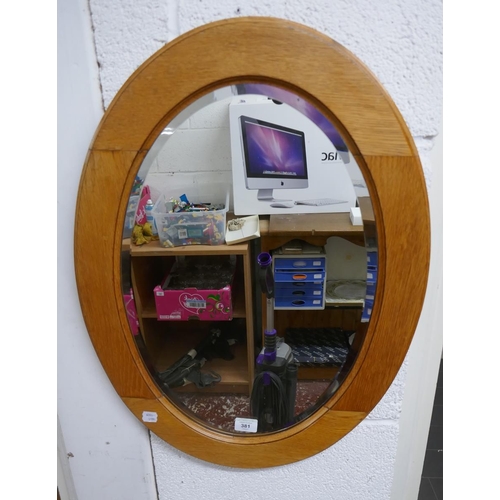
[[239, 115, 308, 203], [235, 83, 350, 164]]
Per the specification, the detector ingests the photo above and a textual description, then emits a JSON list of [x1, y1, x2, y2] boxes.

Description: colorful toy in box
[[131, 175, 143, 196], [152, 191, 229, 247], [154, 256, 235, 321], [135, 185, 152, 225], [159, 212, 226, 247], [131, 222, 158, 246]]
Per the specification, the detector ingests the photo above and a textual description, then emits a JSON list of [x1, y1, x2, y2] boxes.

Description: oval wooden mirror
[[75, 17, 430, 468]]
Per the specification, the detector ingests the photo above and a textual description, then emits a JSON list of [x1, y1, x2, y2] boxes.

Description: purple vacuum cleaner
[[250, 252, 298, 432]]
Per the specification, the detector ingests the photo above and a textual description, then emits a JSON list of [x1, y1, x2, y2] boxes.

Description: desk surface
[[261, 213, 364, 237], [125, 210, 368, 252]]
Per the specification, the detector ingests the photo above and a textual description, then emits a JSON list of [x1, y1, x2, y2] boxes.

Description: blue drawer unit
[[272, 251, 327, 310]]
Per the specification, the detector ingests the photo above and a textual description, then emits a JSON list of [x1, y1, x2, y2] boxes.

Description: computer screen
[[239, 115, 308, 196], [235, 83, 349, 156]]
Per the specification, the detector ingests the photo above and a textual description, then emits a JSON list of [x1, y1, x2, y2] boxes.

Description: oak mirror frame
[[74, 17, 430, 468]]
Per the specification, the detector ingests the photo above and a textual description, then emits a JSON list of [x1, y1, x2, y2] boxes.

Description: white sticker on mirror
[[234, 417, 258, 433], [142, 411, 158, 423]]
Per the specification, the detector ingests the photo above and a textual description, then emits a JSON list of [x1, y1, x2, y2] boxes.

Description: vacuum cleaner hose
[[257, 252, 274, 299]]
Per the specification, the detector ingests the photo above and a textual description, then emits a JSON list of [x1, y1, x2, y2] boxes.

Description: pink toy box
[[134, 185, 151, 225], [153, 257, 235, 321]]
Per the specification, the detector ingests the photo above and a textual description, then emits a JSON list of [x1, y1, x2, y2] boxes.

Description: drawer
[[366, 282, 376, 300], [274, 269, 326, 282], [366, 268, 378, 284], [361, 298, 374, 322], [275, 281, 324, 292], [275, 287, 324, 300], [367, 251, 378, 268], [274, 257, 326, 270], [275, 296, 324, 309]]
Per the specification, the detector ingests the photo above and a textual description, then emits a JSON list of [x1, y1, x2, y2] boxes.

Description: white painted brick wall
[[145, 98, 232, 204], [87, 1, 442, 499], [150, 422, 400, 500]]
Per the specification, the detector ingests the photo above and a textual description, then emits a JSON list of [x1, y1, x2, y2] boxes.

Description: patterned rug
[[175, 379, 331, 432]]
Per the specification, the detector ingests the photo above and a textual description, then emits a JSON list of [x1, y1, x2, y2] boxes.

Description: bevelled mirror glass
[[120, 82, 377, 435]]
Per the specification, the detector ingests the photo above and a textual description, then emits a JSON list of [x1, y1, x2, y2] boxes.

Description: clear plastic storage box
[[152, 190, 229, 247], [123, 194, 139, 239]]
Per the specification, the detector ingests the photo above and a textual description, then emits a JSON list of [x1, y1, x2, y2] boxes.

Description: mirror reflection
[[120, 83, 378, 435]]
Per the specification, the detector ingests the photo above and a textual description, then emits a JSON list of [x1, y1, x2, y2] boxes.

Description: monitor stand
[[256, 189, 292, 203]]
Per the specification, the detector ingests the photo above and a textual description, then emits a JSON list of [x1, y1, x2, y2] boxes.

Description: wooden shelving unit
[[128, 238, 255, 394], [259, 214, 366, 379]]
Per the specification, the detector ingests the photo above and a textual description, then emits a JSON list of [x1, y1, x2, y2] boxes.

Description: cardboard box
[[154, 257, 235, 321], [229, 95, 357, 215]]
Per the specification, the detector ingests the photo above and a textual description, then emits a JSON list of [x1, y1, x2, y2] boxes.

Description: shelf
[[129, 239, 250, 257], [298, 366, 341, 380], [172, 344, 250, 393], [146, 321, 250, 389], [325, 302, 363, 309], [126, 211, 366, 253], [259, 213, 365, 249], [263, 213, 364, 237]]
